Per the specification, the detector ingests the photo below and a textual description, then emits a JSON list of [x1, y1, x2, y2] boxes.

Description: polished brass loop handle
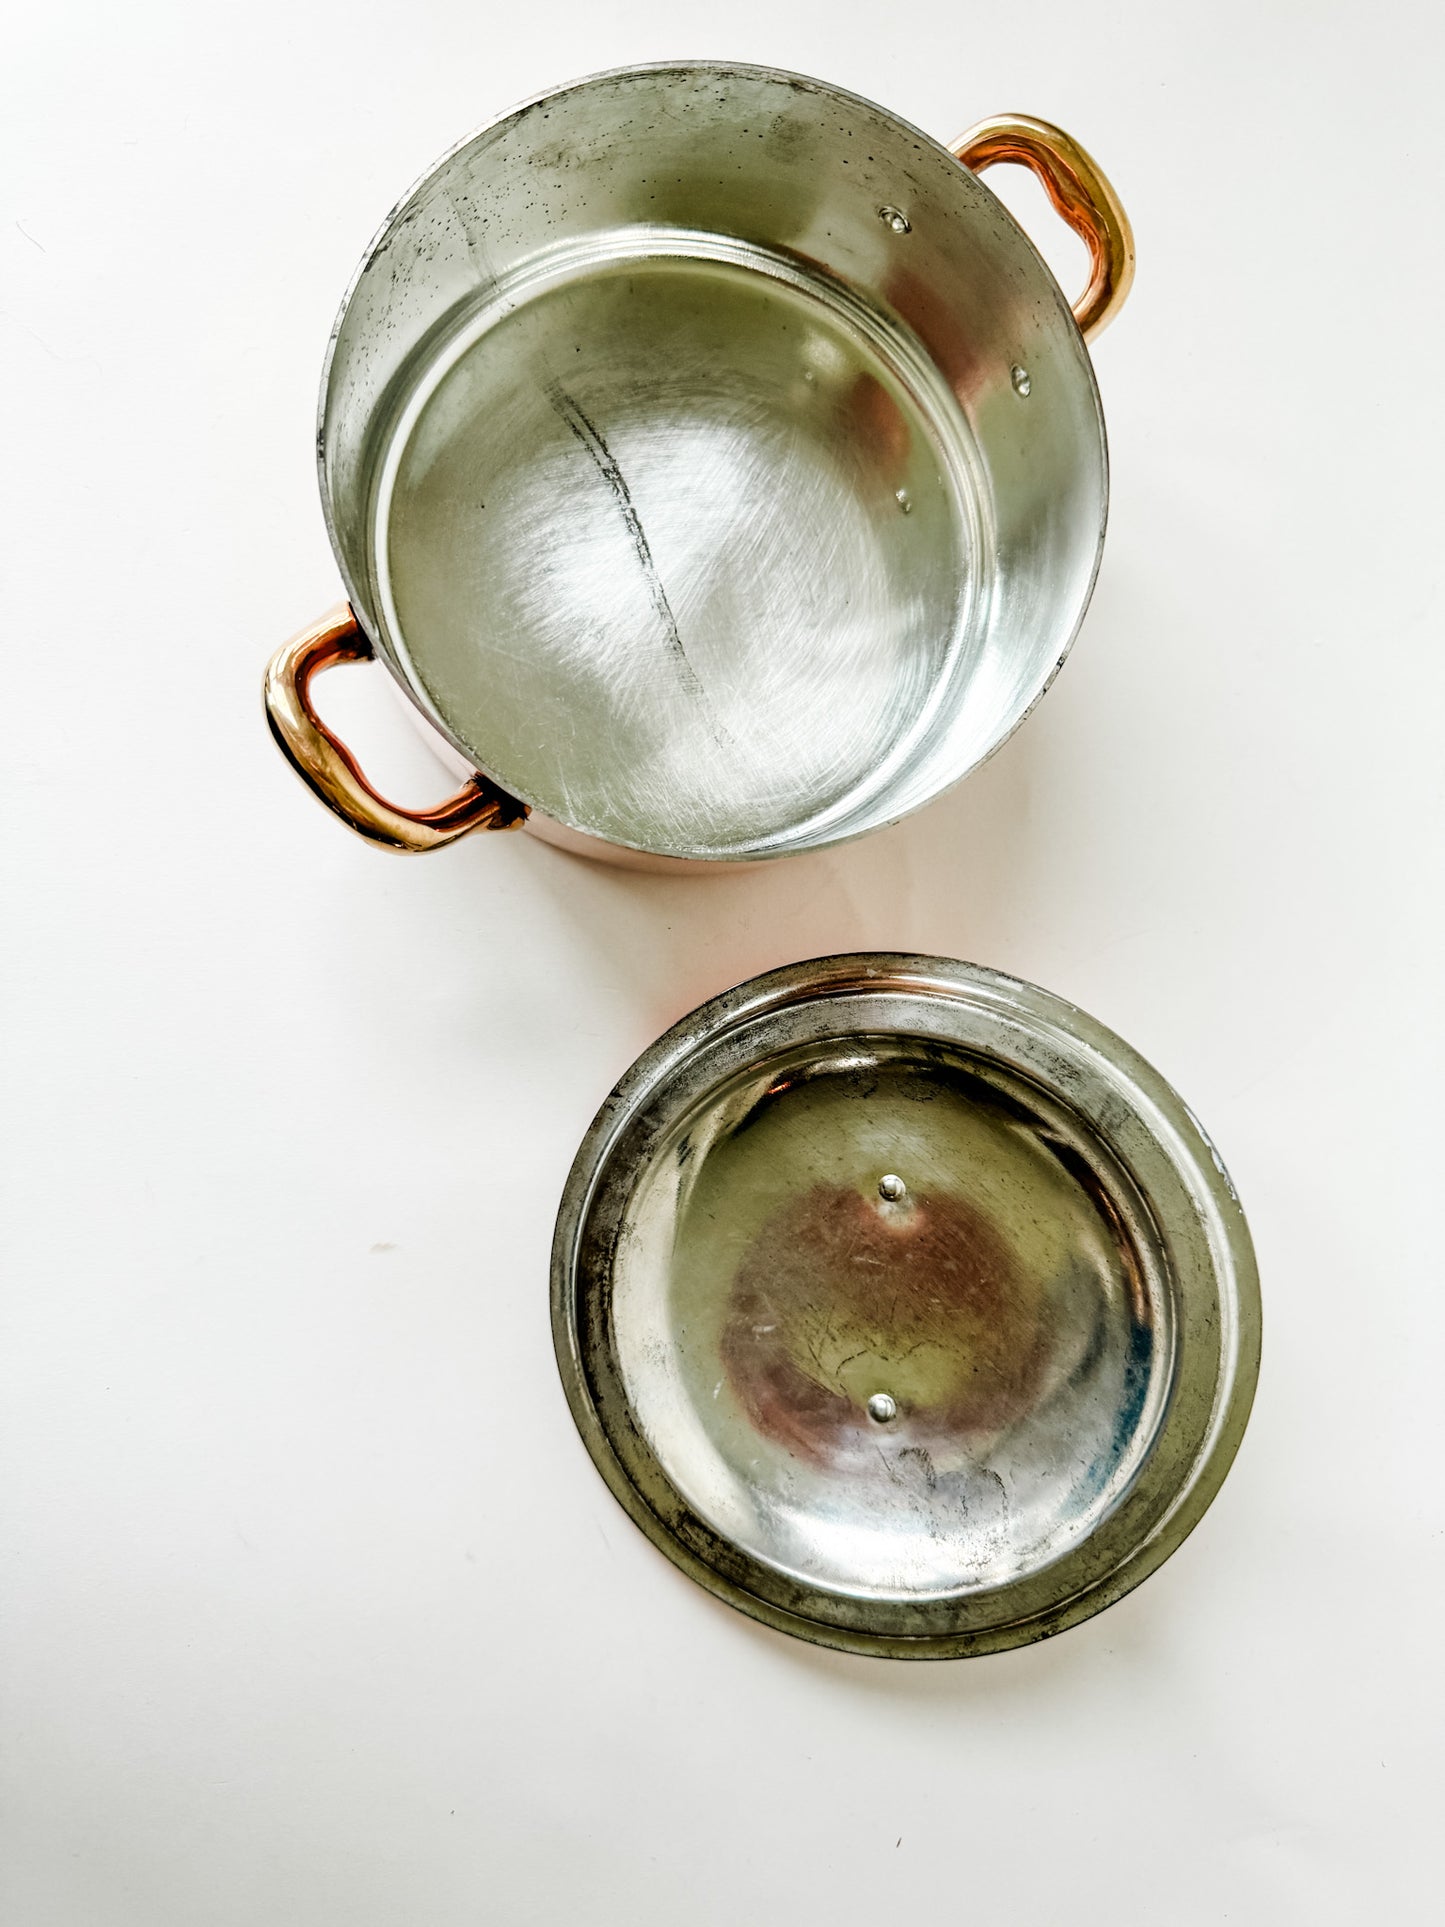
[[263, 606, 528, 852], [952, 114, 1135, 342]]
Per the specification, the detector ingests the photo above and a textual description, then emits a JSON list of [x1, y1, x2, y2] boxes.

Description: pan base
[[371, 232, 990, 857]]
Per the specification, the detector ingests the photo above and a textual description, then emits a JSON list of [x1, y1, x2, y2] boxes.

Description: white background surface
[[3, 2, 1442, 1920]]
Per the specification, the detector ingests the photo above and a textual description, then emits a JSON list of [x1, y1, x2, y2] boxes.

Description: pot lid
[[552, 954, 1259, 1658]]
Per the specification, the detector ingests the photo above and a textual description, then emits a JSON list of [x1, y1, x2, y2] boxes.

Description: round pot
[[553, 955, 1259, 1657], [264, 64, 1134, 864]]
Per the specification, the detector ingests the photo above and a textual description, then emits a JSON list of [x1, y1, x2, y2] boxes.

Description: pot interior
[[322, 66, 1107, 858]]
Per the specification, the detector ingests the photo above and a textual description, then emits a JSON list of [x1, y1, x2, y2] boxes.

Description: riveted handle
[[263, 606, 528, 852], [952, 114, 1135, 341]]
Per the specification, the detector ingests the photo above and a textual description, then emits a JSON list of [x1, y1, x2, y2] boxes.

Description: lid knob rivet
[[867, 1393, 899, 1424], [878, 1173, 907, 1203]]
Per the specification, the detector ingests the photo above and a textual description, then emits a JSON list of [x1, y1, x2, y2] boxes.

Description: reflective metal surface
[[274, 65, 1128, 861], [553, 956, 1260, 1658]]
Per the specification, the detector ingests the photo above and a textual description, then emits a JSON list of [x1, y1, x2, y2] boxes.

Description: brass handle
[[263, 606, 528, 852], [952, 114, 1135, 342]]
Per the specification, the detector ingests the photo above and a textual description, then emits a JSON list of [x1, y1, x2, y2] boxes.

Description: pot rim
[[313, 63, 1109, 863]]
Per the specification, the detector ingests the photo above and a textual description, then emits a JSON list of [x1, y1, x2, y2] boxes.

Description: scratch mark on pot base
[[545, 378, 708, 704]]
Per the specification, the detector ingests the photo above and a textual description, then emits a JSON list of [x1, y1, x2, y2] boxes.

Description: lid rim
[[551, 953, 1260, 1658]]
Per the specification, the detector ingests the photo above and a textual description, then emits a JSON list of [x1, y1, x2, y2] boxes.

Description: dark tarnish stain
[[1078, 1327, 1151, 1508], [981, 1466, 1010, 1524], [721, 1182, 1052, 1466], [544, 377, 704, 701], [896, 1445, 939, 1492]]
